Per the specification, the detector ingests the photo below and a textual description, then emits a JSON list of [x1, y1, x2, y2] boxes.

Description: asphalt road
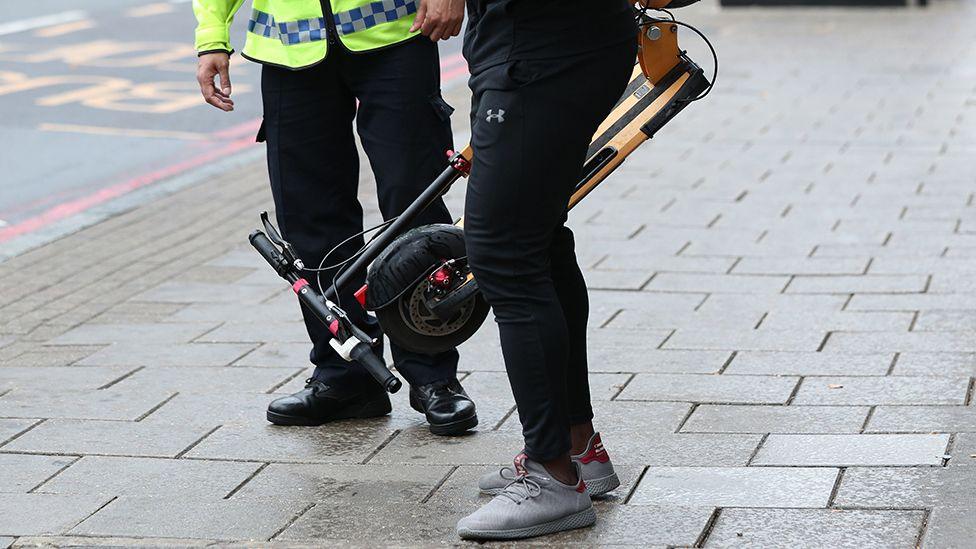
[[0, 0, 465, 245]]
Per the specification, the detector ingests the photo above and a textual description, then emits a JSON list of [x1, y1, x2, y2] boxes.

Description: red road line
[[0, 58, 471, 246]]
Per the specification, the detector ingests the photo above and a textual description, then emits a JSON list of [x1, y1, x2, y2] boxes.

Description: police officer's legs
[[261, 55, 394, 425], [342, 37, 477, 435]]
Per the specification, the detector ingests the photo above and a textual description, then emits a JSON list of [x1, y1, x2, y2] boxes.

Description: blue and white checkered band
[[248, 9, 327, 45], [333, 0, 418, 35]]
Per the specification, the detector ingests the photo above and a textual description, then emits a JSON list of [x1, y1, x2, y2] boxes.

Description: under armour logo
[[485, 109, 505, 123]]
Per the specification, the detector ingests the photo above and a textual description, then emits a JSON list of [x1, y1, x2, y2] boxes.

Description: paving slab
[[786, 275, 928, 294], [132, 282, 283, 304], [585, 349, 732, 374], [0, 493, 113, 536], [947, 433, 976, 468], [47, 323, 218, 345], [892, 352, 976, 377], [546, 505, 713, 546], [0, 366, 136, 391], [834, 466, 974, 508], [109, 366, 301, 393], [618, 373, 799, 404], [921, 506, 976, 549], [725, 352, 893, 376], [792, 376, 969, 405], [2, 419, 213, 458], [630, 466, 837, 508], [140, 392, 277, 428], [195, 322, 309, 344], [704, 509, 924, 549], [0, 388, 173, 421], [825, 331, 976, 353], [231, 463, 450, 504], [868, 406, 976, 434], [185, 423, 397, 464], [71, 496, 307, 541], [0, 453, 75, 492], [76, 342, 256, 367], [752, 434, 950, 466], [274, 500, 460, 544], [232, 342, 312, 367], [682, 405, 869, 434], [664, 328, 827, 352], [36, 456, 261, 498]]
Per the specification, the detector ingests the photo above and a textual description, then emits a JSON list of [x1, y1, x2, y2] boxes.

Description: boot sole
[[457, 506, 596, 540], [481, 472, 620, 498], [266, 394, 392, 426]]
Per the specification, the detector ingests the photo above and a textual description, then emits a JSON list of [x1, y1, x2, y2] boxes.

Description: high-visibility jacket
[[193, 0, 421, 69]]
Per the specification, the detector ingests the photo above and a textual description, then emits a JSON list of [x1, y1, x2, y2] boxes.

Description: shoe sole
[[481, 472, 621, 498], [266, 394, 392, 426], [457, 506, 596, 540], [428, 413, 479, 436]]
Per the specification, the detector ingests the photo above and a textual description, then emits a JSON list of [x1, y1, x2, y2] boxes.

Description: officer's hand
[[411, 0, 464, 42], [197, 52, 234, 112]]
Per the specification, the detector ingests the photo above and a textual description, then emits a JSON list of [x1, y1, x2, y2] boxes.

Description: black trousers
[[260, 38, 459, 392], [464, 41, 636, 461]]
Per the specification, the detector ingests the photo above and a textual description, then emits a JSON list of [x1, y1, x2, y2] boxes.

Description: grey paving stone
[[500, 400, 693, 434], [644, 273, 791, 294], [683, 405, 869, 434], [71, 496, 307, 540], [110, 366, 301, 393], [0, 493, 113, 536], [546, 505, 713, 546], [0, 537, 11, 549], [753, 434, 950, 466], [599, 253, 735, 273], [0, 388, 173, 421], [168, 301, 299, 324], [76, 343, 256, 367], [825, 331, 976, 353], [704, 509, 925, 549], [0, 454, 74, 492], [47, 323, 218, 345], [3, 419, 212, 458], [665, 328, 828, 352], [599, 433, 762, 466], [921, 506, 976, 549], [132, 281, 282, 304], [847, 293, 976, 312], [792, 376, 969, 405], [618, 373, 799, 404], [868, 406, 976, 433], [725, 351, 893, 376], [893, 352, 976, 376], [37, 456, 260, 498], [589, 349, 732, 374], [834, 466, 974, 508], [913, 310, 976, 332], [732, 257, 869, 275], [630, 466, 838, 507], [0, 366, 135, 391], [369, 429, 523, 466], [947, 433, 976, 468], [185, 423, 397, 464], [195, 322, 309, 344], [786, 275, 928, 294], [232, 342, 312, 367], [0, 418, 37, 445], [10, 536, 215, 547], [275, 499, 461, 544], [232, 463, 450, 503], [140, 392, 277, 428]]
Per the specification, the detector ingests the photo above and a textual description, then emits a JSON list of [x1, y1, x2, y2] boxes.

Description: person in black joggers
[[455, 0, 637, 540]]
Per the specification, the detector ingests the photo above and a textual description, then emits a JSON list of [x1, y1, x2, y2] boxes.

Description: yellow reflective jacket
[[193, 0, 420, 69]]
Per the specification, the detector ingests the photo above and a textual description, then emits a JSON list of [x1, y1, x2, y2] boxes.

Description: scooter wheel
[[374, 279, 490, 354]]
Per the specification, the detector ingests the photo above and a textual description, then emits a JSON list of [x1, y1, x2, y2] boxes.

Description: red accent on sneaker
[[578, 433, 610, 464], [513, 452, 529, 477], [576, 479, 587, 493]]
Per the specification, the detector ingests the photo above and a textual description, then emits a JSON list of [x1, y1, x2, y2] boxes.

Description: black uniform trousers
[[260, 37, 459, 392], [463, 40, 636, 461]]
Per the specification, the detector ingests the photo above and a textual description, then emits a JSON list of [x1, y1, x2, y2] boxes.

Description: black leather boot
[[409, 378, 478, 436], [267, 379, 392, 426]]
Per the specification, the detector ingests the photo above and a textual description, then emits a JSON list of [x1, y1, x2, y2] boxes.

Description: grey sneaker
[[478, 432, 621, 497], [457, 453, 596, 540]]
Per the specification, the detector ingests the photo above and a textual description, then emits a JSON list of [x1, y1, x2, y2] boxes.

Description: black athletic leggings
[[464, 40, 637, 461]]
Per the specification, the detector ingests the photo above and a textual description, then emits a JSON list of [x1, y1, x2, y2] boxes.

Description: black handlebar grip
[[249, 231, 282, 267], [350, 343, 402, 394]]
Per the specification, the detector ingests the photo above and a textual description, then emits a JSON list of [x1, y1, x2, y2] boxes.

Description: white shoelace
[[498, 473, 543, 504]]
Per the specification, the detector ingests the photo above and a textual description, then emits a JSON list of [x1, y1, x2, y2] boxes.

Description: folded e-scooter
[[249, 5, 717, 393]]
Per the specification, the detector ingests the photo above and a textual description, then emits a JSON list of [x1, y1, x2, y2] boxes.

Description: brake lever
[[260, 211, 305, 270]]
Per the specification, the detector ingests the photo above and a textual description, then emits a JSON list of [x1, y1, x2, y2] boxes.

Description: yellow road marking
[[39, 123, 211, 141], [34, 19, 95, 37], [126, 3, 175, 17]]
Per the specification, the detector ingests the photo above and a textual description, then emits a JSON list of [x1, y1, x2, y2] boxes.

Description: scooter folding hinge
[[446, 149, 472, 177], [328, 336, 360, 362]]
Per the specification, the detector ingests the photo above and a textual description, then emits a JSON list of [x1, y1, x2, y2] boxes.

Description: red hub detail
[[430, 266, 453, 288]]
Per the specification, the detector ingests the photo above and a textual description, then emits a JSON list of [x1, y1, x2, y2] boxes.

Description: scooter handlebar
[[249, 230, 289, 277], [350, 342, 402, 393]]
